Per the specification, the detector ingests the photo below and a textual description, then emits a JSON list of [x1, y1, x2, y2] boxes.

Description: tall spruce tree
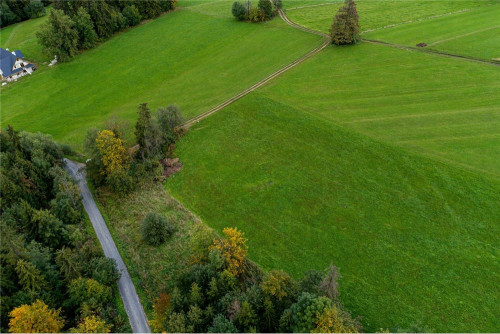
[[330, 0, 359, 45]]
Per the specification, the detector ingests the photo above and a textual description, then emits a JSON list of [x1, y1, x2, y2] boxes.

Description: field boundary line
[[286, 2, 341, 11], [427, 25, 500, 46], [362, 38, 500, 66], [181, 9, 329, 128]]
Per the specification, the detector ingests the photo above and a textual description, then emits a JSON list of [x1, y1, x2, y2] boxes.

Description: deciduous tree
[[8, 300, 64, 333], [73, 7, 98, 49], [95, 130, 129, 175], [212, 227, 248, 276], [36, 9, 78, 61]]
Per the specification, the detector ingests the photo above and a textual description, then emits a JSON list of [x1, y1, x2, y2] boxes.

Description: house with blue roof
[[0, 48, 35, 83]]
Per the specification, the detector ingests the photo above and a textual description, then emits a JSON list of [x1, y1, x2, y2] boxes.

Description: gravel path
[[64, 159, 151, 334]]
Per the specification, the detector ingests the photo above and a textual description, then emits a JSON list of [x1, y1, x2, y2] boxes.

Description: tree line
[[0, 127, 128, 332], [149, 227, 362, 333], [36, 0, 178, 62], [0, 0, 49, 28]]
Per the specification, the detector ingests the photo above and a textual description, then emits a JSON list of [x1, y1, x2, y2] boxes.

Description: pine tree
[[330, 0, 359, 45]]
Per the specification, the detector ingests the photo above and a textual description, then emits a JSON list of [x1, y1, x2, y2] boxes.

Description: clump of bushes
[[141, 212, 176, 246], [231, 0, 280, 22], [330, 0, 360, 45], [84, 103, 185, 194]]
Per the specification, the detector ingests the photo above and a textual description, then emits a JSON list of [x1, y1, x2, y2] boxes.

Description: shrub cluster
[[231, 0, 280, 22], [150, 227, 361, 333], [84, 103, 184, 193], [36, 0, 178, 62], [0, 0, 49, 28], [0, 126, 126, 332], [141, 212, 176, 246]]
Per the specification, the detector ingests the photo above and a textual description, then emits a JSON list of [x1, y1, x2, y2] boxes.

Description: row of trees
[[84, 103, 184, 193], [150, 227, 361, 333], [232, 0, 281, 23], [0, 127, 127, 332], [36, 0, 177, 62], [0, 0, 49, 27]]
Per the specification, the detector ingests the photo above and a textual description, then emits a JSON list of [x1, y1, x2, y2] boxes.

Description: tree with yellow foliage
[[9, 300, 64, 333], [95, 129, 128, 175], [313, 305, 359, 333], [212, 227, 248, 276], [71, 315, 111, 333]]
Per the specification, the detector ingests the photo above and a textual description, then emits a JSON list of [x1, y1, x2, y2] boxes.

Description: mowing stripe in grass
[[427, 25, 500, 46]]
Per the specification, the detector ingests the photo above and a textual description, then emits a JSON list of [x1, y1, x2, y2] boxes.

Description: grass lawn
[[0, 6, 321, 151], [284, 0, 496, 35], [259, 43, 500, 179], [364, 4, 500, 61], [166, 92, 500, 332], [0, 11, 49, 63]]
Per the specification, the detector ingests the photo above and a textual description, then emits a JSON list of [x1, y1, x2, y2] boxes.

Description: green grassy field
[[0, 6, 321, 150], [258, 43, 500, 179], [364, 4, 500, 61], [284, 0, 496, 35], [167, 94, 500, 332], [0, 12, 49, 63], [166, 41, 500, 331]]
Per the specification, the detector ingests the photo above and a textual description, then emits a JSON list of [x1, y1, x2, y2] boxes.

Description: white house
[[0, 48, 35, 83]]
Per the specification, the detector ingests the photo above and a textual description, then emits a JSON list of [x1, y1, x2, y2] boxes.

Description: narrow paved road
[[64, 159, 150, 334]]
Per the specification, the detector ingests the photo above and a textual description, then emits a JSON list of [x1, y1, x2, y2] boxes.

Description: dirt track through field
[[181, 9, 330, 128], [362, 38, 500, 66]]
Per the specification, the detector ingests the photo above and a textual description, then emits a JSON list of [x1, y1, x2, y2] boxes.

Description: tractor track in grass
[[362, 38, 500, 66], [182, 6, 498, 129], [181, 9, 329, 128]]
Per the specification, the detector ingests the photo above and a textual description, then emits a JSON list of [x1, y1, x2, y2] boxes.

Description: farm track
[[181, 9, 329, 128], [182, 6, 499, 129]]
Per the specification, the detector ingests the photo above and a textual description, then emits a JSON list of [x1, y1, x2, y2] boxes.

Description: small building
[[0, 48, 35, 83]]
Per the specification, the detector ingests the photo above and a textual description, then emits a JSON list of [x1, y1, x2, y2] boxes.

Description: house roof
[[0, 48, 25, 77]]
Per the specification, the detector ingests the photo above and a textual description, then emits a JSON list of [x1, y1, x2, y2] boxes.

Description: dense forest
[[0, 0, 49, 28], [0, 127, 128, 333]]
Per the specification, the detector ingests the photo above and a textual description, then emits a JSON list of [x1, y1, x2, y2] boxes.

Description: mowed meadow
[[0, 1, 321, 150], [165, 1, 500, 332]]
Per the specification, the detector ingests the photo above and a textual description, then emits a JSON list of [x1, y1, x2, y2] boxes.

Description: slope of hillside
[[166, 92, 500, 332], [0, 7, 321, 150]]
